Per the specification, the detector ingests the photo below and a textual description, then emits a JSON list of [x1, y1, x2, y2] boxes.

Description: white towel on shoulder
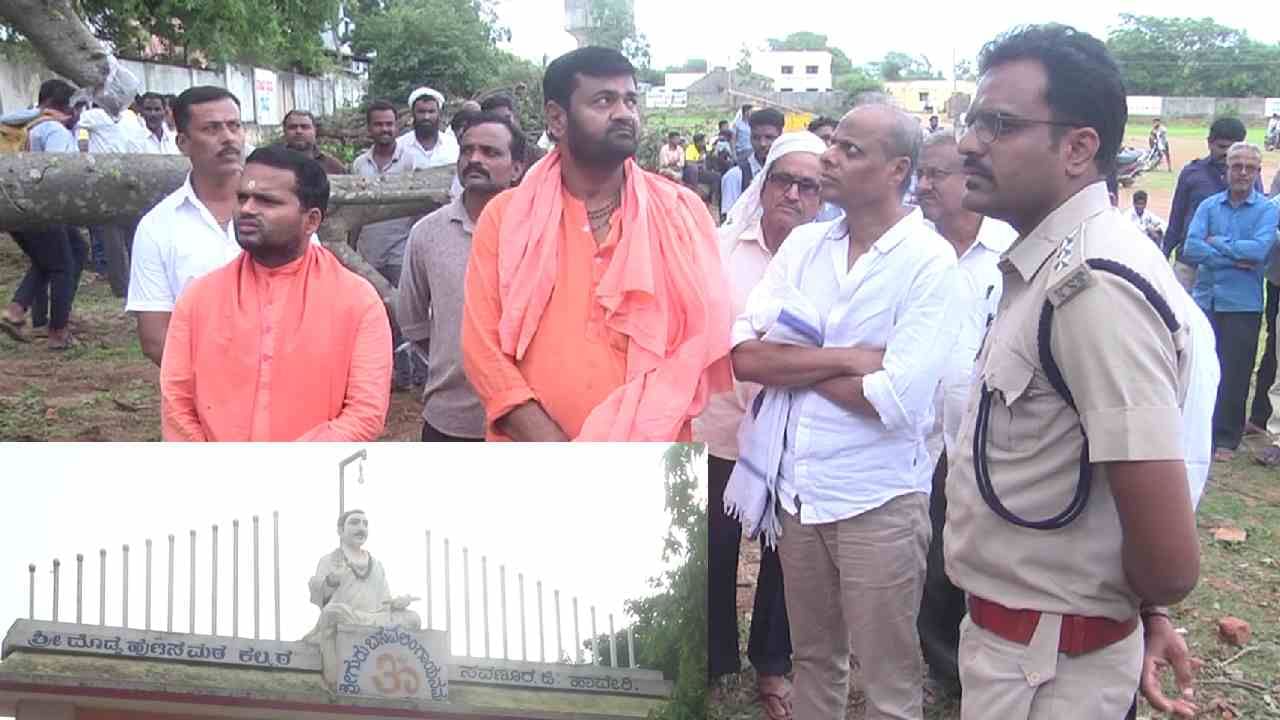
[[724, 282, 824, 548]]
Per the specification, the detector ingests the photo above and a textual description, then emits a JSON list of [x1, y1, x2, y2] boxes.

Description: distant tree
[[3, 0, 343, 73], [351, 0, 510, 103], [735, 43, 753, 76], [871, 51, 941, 81], [616, 443, 706, 720], [953, 58, 976, 82], [581, 0, 651, 69], [835, 67, 883, 98], [1107, 14, 1280, 97], [767, 31, 853, 75], [664, 58, 708, 74]]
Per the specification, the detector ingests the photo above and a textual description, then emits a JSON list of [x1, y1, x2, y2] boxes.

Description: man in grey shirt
[[397, 111, 526, 441]]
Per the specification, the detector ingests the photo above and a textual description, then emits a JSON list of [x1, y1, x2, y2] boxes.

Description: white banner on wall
[[1127, 96, 1163, 117], [253, 68, 279, 125], [1266, 98, 1280, 116]]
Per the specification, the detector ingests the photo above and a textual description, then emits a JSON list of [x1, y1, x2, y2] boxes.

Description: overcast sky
[[493, 2, 1280, 73], [2, 443, 695, 666]]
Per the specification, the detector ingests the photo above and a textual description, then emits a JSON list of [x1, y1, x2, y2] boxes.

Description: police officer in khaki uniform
[[944, 25, 1202, 720]]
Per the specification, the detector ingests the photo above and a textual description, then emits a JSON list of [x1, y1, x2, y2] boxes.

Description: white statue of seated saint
[[303, 509, 420, 647]]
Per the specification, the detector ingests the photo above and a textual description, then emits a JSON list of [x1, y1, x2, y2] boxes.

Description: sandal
[[1254, 445, 1280, 467], [0, 318, 30, 343]]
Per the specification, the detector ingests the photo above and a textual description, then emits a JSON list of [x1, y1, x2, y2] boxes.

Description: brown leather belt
[[968, 595, 1139, 657]]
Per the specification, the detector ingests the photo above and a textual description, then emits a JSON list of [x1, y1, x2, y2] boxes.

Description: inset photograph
[[0, 442, 707, 720]]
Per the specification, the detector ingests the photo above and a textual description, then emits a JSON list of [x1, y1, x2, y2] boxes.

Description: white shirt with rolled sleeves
[[732, 209, 963, 525], [125, 174, 241, 314], [930, 218, 1017, 466]]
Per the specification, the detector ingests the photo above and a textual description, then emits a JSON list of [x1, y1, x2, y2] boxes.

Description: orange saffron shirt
[[463, 190, 648, 440], [161, 244, 392, 442]]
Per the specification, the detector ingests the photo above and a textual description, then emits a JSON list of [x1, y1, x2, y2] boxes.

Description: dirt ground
[[1118, 131, 1280, 222]]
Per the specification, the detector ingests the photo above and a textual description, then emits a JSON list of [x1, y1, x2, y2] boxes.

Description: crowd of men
[[3, 19, 1280, 720]]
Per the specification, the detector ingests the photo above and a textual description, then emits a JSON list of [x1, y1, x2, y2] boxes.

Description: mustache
[[607, 120, 637, 134], [218, 145, 241, 157], [462, 163, 490, 179], [962, 156, 993, 179]]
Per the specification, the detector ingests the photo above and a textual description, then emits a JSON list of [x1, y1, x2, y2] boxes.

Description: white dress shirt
[[77, 108, 146, 153], [930, 217, 1017, 466], [126, 175, 240, 313], [397, 129, 459, 168], [732, 209, 962, 524], [130, 126, 180, 155]]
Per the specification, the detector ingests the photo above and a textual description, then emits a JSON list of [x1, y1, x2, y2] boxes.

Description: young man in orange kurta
[[461, 47, 733, 442], [160, 146, 392, 441]]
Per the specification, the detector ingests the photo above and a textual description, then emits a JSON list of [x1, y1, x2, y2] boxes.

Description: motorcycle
[[1116, 146, 1161, 187]]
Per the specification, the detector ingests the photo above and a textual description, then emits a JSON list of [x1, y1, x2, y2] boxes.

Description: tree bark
[[0, 0, 112, 89], [0, 153, 453, 312]]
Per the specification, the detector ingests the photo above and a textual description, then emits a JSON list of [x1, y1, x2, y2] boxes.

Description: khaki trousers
[[778, 492, 930, 720], [958, 612, 1142, 720], [1173, 260, 1197, 292]]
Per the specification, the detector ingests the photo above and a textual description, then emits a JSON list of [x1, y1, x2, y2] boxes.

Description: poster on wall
[[253, 68, 279, 126]]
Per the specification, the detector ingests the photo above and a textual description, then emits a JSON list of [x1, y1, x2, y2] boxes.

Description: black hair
[[749, 108, 786, 132], [718, 119, 729, 127], [978, 24, 1126, 174], [365, 99, 398, 125], [282, 109, 317, 128], [807, 115, 838, 133], [1208, 117, 1247, 143], [480, 94, 516, 114], [1133, 189, 1148, 202], [37, 79, 76, 110], [450, 108, 478, 136], [244, 145, 331, 218], [543, 46, 635, 111], [459, 111, 527, 163], [741, 103, 753, 113], [667, 129, 680, 138], [164, 94, 177, 107], [173, 86, 241, 134], [1105, 171, 1119, 198], [693, 132, 705, 143], [140, 91, 166, 106]]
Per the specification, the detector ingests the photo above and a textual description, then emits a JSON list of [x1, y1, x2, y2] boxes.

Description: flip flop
[[0, 319, 30, 344], [1254, 446, 1280, 467]]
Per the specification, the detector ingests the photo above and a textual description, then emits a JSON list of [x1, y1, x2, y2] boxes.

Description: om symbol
[[371, 653, 421, 696]]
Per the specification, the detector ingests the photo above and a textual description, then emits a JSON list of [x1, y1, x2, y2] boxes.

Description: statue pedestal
[[331, 625, 450, 702]]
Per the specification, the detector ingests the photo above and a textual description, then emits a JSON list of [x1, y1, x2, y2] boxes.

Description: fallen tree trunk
[[0, 153, 453, 311], [0, 0, 111, 90]]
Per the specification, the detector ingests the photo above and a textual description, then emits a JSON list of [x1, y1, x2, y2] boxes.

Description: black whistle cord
[[972, 384, 1092, 530]]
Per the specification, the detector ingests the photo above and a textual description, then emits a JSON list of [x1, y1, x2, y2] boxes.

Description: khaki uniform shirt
[[945, 182, 1191, 622]]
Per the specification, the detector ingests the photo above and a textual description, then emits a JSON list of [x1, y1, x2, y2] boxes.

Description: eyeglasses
[[1228, 162, 1260, 174], [766, 172, 822, 197], [963, 110, 1084, 145]]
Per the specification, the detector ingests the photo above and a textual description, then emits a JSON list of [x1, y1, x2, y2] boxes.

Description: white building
[[752, 50, 832, 93]]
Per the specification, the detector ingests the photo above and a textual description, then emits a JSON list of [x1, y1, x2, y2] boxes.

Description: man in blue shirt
[[1183, 141, 1280, 457], [1, 79, 87, 350], [1164, 117, 1261, 290], [732, 103, 754, 163], [721, 108, 783, 218]]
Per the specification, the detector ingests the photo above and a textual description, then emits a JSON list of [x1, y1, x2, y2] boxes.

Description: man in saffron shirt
[[461, 46, 732, 441], [160, 147, 392, 441]]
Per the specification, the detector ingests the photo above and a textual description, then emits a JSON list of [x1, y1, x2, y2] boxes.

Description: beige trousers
[[1269, 368, 1280, 437], [777, 492, 930, 720], [1173, 260, 1197, 292], [958, 612, 1142, 720]]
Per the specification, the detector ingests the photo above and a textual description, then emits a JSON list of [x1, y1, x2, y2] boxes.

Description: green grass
[[1127, 118, 1270, 146]]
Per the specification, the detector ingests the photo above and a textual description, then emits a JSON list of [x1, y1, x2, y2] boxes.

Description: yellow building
[[884, 79, 977, 115]]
